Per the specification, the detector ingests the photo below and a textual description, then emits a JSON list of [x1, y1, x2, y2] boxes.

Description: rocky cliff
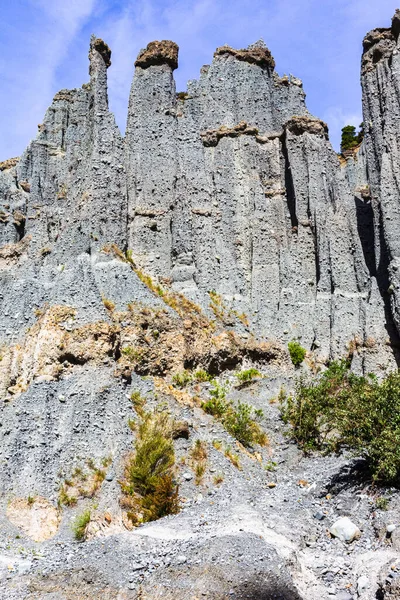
[[1, 14, 400, 600]]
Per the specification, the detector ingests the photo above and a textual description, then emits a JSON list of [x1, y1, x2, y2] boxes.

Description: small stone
[[131, 563, 146, 571], [314, 511, 325, 520], [176, 555, 187, 564], [183, 472, 193, 481], [329, 517, 361, 543], [105, 471, 114, 482], [266, 482, 276, 488], [335, 592, 353, 600], [387, 524, 397, 534], [357, 575, 369, 594]]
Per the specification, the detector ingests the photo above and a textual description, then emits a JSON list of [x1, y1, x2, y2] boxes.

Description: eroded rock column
[[125, 41, 179, 277]]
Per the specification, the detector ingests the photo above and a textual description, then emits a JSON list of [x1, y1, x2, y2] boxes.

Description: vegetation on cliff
[[280, 360, 400, 483]]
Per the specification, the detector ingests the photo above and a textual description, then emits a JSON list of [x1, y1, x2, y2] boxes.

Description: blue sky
[[0, 0, 398, 159]]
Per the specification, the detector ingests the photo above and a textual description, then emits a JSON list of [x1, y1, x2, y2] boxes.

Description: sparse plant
[[376, 496, 389, 510], [122, 346, 144, 363], [191, 439, 208, 462], [288, 340, 306, 367], [58, 485, 77, 507], [72, 509, 91, 541], [264, 460, 277, 472], [212, 440, 222, 451], [102, 297, 115, 311], [201, 381, 228, 417], [128, 418, 137, 431], [194, 369, 212, 382], [225, 401, 268, 447], [213, 473, 224, 485], [101, 456, 112, 468], [202, 382, 267, 447], [130, 390, 146, 416], [172, 370, 192, 388], [236, 368, 261, 384], [194, 461, 207, 485], [224, 446, 241, 469], [27, 495, 35, 506]]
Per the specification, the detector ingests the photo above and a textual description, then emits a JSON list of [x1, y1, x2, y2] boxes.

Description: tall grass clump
[[120, 412, 180, 524]]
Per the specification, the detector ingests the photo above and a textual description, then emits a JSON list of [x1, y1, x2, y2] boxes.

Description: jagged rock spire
[[89, 35, 111, 76]]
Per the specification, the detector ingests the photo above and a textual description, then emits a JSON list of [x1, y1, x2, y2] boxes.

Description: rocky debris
[[0, 157, 19, 171], [362, 27, 393, 53], [200, 120, 259, 147], [214, 41, 276, 70], [329, 517, 361, 543], [0, 235, 31, 262], [135, 40, 179, 70], [6, 497, 61, 542], [377, 561, 400, 599], [285, 115, 329, 138]]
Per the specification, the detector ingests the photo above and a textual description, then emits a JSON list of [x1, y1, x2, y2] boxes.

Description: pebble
[[335, 592, 353, 600], [330, 517, 361, 543], [314, 511, 325, 520], [387, 523, 397, 534], [131, 563, 146, 571], [183, 472, 193, 481], [357, 575, 369, 594]]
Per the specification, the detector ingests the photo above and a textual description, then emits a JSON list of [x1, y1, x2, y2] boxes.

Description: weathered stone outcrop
[[135, 40, 179, 70], [214, 40, 276, 70]]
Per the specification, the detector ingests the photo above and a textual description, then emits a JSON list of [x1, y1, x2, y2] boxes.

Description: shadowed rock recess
[[2, 17, 400, 600]]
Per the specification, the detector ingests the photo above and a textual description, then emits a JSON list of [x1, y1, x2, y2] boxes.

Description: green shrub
[[172, 370, 192, 388], [280, 360, 400, 483], [121, 412, 180, 523], [72, 509, 91, 541], [340, 123, 364, 154], [236, 368, 261, 383], [288, 341, 306, 367]]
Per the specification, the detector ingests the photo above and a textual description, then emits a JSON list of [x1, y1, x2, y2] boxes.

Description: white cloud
[[0, 0, 95, 159]]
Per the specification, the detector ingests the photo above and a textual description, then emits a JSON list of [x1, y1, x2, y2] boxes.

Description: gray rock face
[[2, 29, 398, 366], [360, 12, 400, 340]]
